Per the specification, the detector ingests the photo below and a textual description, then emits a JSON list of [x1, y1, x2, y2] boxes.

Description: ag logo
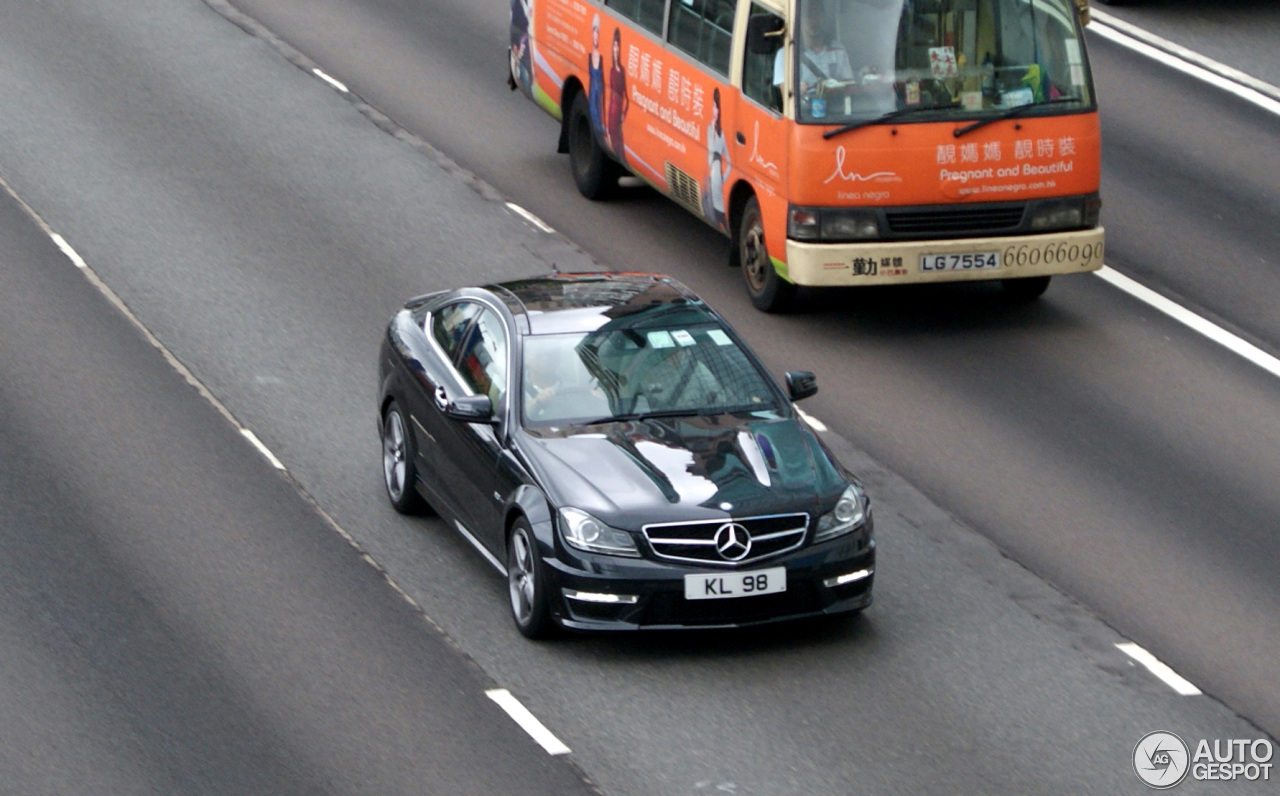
[[1134, 731, 1190, 789]]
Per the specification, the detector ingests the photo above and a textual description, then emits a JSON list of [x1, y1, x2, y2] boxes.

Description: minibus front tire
[[740, 196, 797, 313], [567, 93, 620, 200]]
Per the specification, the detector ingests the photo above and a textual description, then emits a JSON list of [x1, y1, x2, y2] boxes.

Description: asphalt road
[[0, 0, 1276, 794], [0, 165, 598, 792]]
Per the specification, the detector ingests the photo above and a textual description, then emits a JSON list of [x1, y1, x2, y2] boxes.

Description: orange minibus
[[510, 0, 1103, 311]]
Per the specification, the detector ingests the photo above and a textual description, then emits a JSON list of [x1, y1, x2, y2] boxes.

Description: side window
[[456, 309, 509, 406], [606, 0, 665, 36], [742, 4, 784, 112], [668, 0, 734, 75], [432, 301, 482, 362]]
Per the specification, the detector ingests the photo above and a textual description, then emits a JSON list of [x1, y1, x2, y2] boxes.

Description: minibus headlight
[[1030, 198, 1088, 231], [820, 209, 880, 240], [788, 206, 821, 240], [789, 207, 880, 241]]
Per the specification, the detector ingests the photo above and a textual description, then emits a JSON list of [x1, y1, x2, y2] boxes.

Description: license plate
[[920, 252, 1001, 272], [684, 567, 786, 600]]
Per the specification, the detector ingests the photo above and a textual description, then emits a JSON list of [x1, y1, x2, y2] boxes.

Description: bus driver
[[774, 0, 854, 98]]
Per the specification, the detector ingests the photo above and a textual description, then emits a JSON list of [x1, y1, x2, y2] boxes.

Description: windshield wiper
[[824, 102, 961, 140], [952, 96, 1083, 138]]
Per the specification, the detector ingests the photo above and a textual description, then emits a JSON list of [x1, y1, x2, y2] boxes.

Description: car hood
[[518, 414, 848, 528]]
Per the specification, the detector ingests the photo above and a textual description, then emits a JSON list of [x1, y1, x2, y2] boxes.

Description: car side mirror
[[786, 371, 818, 402], [747, 14, 785, 55], [445, 394, 496, 424]]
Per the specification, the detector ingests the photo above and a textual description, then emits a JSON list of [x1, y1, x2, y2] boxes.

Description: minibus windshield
[[792, 0, 1094, 125]]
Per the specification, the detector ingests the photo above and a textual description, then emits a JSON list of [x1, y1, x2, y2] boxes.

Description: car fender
[[505, 484, 556, 558]]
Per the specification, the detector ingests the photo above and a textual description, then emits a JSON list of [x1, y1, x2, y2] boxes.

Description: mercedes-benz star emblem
[[714, 522, 752, 561]]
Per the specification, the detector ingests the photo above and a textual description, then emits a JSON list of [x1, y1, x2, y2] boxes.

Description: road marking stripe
[[1094, 266, 1280, 380], [241, 428, 286, 470], [49, 233, 88, 268], [311, 68, 349, 94], [485, 689, 572, 755], [1091, 9, 1280, 104], [796, 406, 828, 432], [1116, 642, 1202, 696], [505, 202, 555, 233], [1089, 15, 1280, 118]]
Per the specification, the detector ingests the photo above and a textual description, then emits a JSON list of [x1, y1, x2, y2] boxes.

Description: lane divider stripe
[[1091, 9, 1280, 104], [485, 689, 572, 755], [1094, 266, 1280, 380], [311, 68, 349, 94], [1116, 642, 1202, 696], [1089, 16, 1280, 118]]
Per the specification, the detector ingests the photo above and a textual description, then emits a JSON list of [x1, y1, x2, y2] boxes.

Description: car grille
[[885, 203, 1026, 236], [642, 513, 808, 566]]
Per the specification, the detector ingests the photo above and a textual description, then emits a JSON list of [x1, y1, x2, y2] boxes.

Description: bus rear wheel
[[739, 196, 796, 313], [567, 92, 620, 200]]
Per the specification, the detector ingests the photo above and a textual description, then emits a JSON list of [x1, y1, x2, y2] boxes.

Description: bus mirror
[[747, 14, 785, 55], [1074, 0, 1090, 26]]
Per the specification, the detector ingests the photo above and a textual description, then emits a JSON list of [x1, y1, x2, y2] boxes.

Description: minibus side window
[[668, 0, 735, 75], [606, 0, 666, 36], [742, 5, 784, 113]]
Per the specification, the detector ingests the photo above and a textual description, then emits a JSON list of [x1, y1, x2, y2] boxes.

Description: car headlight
[[812, 484, 866, 543], [558, 507, 640, 557]]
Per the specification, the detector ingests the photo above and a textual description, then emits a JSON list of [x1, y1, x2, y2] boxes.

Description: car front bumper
[[541, 536, 875, 631]]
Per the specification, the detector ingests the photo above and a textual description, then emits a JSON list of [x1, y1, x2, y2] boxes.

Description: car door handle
[[736, 131, 745, 145], [434, 385, 449, 410]]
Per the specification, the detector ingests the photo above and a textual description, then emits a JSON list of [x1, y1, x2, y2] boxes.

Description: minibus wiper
[[952, 96, 1083, 138], [823, 102, 961, 140]]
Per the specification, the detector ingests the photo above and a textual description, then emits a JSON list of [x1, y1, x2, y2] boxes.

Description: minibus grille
[[886, 204, 1026, 236], [664, 162, 703, 214]]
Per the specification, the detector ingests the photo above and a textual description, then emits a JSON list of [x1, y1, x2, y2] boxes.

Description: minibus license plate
[[684, 567, 786, 600], [920, 252, 1000, 272]]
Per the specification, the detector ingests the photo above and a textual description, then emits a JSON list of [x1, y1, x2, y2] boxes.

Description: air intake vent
[[664, 162, 703, 214], [886, 204, 1026, 235]]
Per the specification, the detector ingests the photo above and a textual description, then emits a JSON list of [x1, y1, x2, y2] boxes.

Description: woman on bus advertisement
[[588, 15, 606, 143], [606, 27, 629, 163], [704, 88, 730, 231], [509, 0, 533, 98]]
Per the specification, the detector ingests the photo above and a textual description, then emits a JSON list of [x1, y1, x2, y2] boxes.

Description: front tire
[[739, 196, 796, 312], [508, 519, 554, 639], [567, 91, 620, 200], [382, 400, 427, 515]]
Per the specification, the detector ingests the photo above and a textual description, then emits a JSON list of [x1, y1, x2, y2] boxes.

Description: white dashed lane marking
[[486, 689, 572, 755], [1117, 642, 1203, 696]]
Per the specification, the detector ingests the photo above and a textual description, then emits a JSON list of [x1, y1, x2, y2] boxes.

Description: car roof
[[484, 272, 717, 335]]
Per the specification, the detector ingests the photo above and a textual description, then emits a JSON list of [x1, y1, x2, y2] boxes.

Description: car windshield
[[521, 322, 780, 426], [793, 0, 1092, 124]]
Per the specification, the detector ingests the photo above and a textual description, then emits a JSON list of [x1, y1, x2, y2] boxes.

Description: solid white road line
[[1094, 266, 1280, 381], [1089, 14, 1280, 118], [1116, 642, 1203, 696], [485, 689, 572, 755], [1091, 9, 1280, 104]]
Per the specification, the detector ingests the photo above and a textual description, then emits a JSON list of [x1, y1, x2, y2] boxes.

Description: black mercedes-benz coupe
[[377, 272, 874, 638]]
